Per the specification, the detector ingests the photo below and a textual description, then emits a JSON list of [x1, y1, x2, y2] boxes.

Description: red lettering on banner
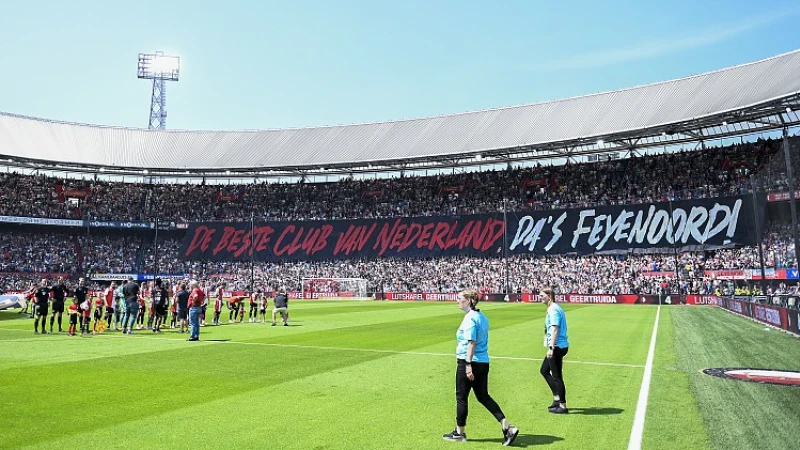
[[233, 230, 252, 258], [273, 225, 296, 256], [286, 226, 306, 256], [213, 227, 236, 256], [430, 222, 450, 250], [186, 226, 216, 255], [465, 220, 486, 249], [298, 226, 332, 255], [390, 224, 408, 250], [227, 229, 245, 255], [484, 219, 505, 251], [356, 224, 376, 252], [398, 223, 422, 252], [444, 221, 460, 249], [334, 225, 358, 255], [311, 225, 333, 255], [374, 219, 402, 256], [255, 226, 275, 253], [455, 220, 475, 249], [418, 223, 435, 248]]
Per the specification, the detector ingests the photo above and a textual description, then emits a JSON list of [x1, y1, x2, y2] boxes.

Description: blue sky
[[0, 0, 798, 131]]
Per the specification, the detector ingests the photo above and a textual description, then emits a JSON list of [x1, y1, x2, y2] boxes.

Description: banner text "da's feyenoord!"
[[179, 195, 762, 261]]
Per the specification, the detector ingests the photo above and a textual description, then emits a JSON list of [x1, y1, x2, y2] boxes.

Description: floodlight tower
[[137, 51, 180, 129]]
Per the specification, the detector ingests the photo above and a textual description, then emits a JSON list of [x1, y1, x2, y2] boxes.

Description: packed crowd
[[0, 137, 785, 222], [2, 225, 797, 295], [0, 233, 79, 275], [3, 136, 800, 295]]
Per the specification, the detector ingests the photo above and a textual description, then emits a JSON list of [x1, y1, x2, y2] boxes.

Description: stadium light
[[138, 51, 180, 130], [788, 107, 793, 113], [597, 139, 604, 146], [138, 52, 180, 81], [722, 121, 728, 126]]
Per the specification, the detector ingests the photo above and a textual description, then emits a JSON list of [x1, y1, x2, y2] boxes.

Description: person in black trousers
[[442, 289, 519, 446], [540, 288, 570, 414]]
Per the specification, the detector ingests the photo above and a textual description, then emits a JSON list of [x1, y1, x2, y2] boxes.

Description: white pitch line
[[0, 329, 643, 369], [628, 305, 661, 450]]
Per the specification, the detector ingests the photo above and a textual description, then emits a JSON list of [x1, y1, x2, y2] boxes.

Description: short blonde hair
[[460, 289, 480, 307]]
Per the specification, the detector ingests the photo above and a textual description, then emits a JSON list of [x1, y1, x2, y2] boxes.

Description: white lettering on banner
[[426, 293, 459, 301], [545, 213, 566, 251], [729, 301, 744, 314], [90, 273, 137, 281], [561, 295, 617, 304], [0, 215, 83, 227], [755, 306, 782, 327], [571, 209, 595, 248], [588, 214, 606, 247], [510, 198, 744, 253], [597, 210, 634, 250], [694, 296, 716, 305], [393, 293, 423, 300]]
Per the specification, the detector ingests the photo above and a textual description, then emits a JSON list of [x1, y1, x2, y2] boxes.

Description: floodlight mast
[[137, 51, 180, 130]]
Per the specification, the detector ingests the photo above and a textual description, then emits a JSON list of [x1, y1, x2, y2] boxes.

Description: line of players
[[25, 278, 290, 336]]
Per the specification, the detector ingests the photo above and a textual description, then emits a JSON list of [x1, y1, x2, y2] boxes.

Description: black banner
[[507, 195, 763, 255], [179, 195, 762, 261], [180, 215, 506, 261]]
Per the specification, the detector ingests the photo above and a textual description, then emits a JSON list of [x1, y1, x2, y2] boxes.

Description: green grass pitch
[[1, 301, 799, 449]]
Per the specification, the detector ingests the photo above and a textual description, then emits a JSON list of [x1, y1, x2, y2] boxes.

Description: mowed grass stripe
[[670, 307, 800, 450], [0, 342, 402, 449], [85, 333, 646, 368], [642, 306, 710, 449]]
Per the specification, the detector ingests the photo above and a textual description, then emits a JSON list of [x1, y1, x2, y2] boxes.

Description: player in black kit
[[33, 279, 50, 334], [73, 278, 90, 335], [50, 276, 70, 333], [151, 279, 169, 333]]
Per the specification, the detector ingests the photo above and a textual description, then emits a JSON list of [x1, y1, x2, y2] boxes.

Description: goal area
[[301, 277, 371, 300]]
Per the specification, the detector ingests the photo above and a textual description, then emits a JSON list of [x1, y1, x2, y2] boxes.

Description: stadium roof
[[1, 49, 800, 177]]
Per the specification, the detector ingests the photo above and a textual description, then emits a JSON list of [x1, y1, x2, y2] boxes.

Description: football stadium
[[2, 5, 800, 450]]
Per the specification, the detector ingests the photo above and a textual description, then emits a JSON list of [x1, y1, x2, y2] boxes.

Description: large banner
[[179, 195, 762, 261], [506, 195, 762, 255], [181, 215, 506, 261]]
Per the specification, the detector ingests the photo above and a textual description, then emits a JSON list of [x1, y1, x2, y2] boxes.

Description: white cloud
[[533, 8, 800, 70]]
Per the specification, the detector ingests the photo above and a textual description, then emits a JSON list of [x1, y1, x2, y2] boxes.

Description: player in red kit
[[68, 299, 79, 336], [93, 295, 105, 333], [213, 283, 225, 326]]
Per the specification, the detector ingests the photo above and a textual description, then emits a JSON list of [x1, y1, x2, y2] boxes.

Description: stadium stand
[[1, 138, 798, 297]]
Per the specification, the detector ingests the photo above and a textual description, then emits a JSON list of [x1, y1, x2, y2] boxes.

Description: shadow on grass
[[0, 311, 31, 321], [568, 407, 624, 415], [470, 434, 563, 447]]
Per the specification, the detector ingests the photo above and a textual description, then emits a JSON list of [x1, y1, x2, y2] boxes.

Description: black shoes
[[548, 406, 569, 414], [503, 425, 520, 446], [186, 337, 199, 341], [442, 429, 467, 442]]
